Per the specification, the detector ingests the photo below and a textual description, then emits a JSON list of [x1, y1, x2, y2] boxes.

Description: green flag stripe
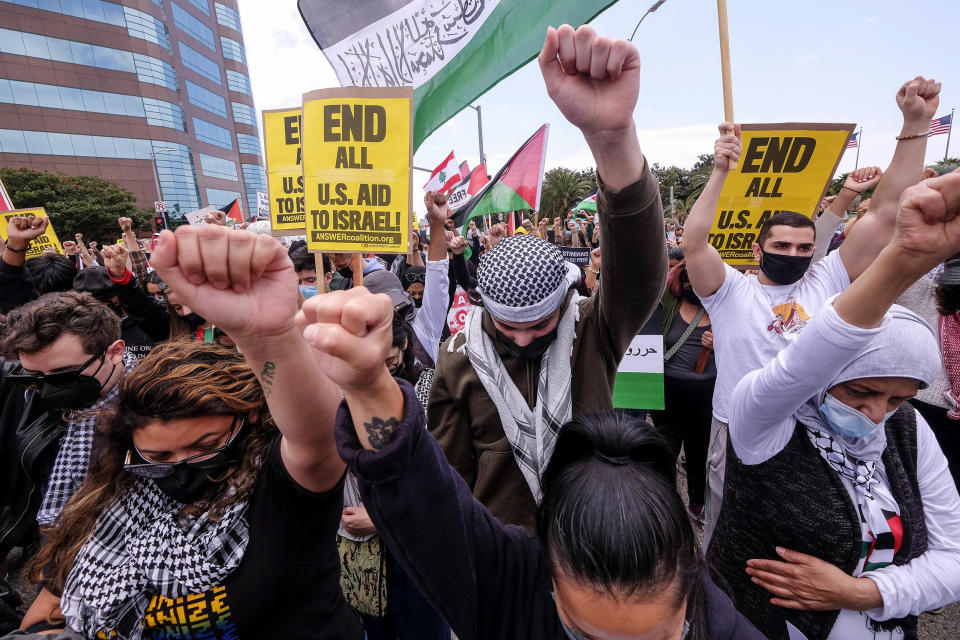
[[412, 0, 618, 148], [612, 373, 665, 410], [463, 182, 530, 222]]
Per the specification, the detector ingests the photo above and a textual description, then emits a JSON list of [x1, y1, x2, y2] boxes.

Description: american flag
[[845, 131, 859, 149], [930, 114, 953, 137]]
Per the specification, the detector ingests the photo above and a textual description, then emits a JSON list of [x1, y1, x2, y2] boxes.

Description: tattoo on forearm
[[261, 361, 276, 398], [364, 416, 399, 450]]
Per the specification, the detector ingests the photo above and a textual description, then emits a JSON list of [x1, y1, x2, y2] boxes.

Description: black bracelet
[[3, 245, 28, 253], [841, 186, 863, 195]]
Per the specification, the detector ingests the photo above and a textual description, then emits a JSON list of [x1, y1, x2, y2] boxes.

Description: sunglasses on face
[[123, 416, 244, 479], [8, 351, 105, 390]]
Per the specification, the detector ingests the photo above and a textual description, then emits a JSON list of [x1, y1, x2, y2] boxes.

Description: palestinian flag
[[574, 189, 597, 212], [466, 163, 489, 196], [452, 125, 548, 230], [298, 0, 618, 148], [219, 199, 244, 224], [612, 335, 665, 410], [459, 160, 471, 181]]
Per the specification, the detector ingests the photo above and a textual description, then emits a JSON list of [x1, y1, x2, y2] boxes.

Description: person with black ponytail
[[299, 283, 765, 640]]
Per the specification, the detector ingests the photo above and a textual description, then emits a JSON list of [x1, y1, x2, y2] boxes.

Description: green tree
[[538, 167, 594, 223], [0, 167, 152, 245]]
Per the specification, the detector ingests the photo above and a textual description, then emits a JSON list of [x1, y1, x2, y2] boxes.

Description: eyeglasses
[[8, 351, 105, 390], [123, 416, 244, 479]]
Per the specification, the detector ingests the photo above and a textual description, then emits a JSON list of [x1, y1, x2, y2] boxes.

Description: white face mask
[[819, 393, 895, 439]]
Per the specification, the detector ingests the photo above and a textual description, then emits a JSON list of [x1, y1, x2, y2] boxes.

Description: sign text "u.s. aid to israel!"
[[301, 87, 412, 254]]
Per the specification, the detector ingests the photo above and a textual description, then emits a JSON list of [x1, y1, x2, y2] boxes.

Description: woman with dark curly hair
[[19, 225, 361, 640]]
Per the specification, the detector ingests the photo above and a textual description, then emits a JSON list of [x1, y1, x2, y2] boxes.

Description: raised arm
[[538, 24, 666, 347], [683, 123, 741, 298], [152, 224, 345, 493], [729, 170, 960, 462], [839, 76, 941, 281], [0, 215, 46, 313]]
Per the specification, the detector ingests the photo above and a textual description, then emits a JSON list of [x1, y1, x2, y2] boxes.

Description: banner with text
[[302, 87, 412, 253], [1, 208, 64, 259], [557, 246, 590, 267], [264, 107, 306, 235], [612, 334, 665, 410], [710, 123, 853, 267]]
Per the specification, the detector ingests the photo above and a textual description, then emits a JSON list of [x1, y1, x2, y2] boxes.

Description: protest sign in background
[[710, 123, 853, 267], [557, 246, 590, 267], [302, 86, 412, 254], [612, 335, 665, 410], [1, 208, 64, 259], [264, 108, 306, 236]]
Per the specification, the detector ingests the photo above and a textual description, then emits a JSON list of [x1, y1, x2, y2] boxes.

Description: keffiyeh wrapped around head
[[476, 235, 580, 323]]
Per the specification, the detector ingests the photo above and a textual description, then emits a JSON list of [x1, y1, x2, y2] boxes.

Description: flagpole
[[716, 0, 735, 122], [854, 128, 861, 170], [945, 109, 955, 163]]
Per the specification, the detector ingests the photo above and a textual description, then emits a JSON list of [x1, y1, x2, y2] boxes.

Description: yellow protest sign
[[301, 87, 412, 253], [263, 107, 306, 236], [0, 208, 64, 259], [710, 123, 854, 266]]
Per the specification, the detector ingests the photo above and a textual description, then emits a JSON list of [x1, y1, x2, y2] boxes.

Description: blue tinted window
[[236, 133, 261, 156], [206, 188, 241, 208], [231, 101, 256, 126], [10, 81, 39, 106], [123, 6, 171, 50], [0, 80, 12, 103], [198, 153, 238, 180], [152, 143, 202, 213], [143, 97, 186, 130], [48, 132, 75, 155], [225, 70, 251, 96], [186, 80, 227, 118], [193, 117, 233, 150], [0, 28, 174, 89], [60, 87, 84, 110], [0, 129, 28, 154], [220, 36, 245, 64], [184, 0, 209, 14], [242, 163, 266, 214], [171, 2, 215, 51], [23, 130, 52, 155], [178, 41, 221, 85], [214, 2, 241, 32]]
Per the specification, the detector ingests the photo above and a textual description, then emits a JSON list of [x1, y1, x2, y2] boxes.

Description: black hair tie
[[594, 452, 631, 466]]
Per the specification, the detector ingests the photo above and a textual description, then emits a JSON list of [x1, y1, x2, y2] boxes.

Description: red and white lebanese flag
[[0, 176, 14, 212], [423, 151, 461, 194]]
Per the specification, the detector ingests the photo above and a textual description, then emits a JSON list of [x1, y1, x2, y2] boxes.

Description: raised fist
[[118, 217, 133, 232], [892, 169, 960, 265], [896, 76, 941, 125], [100, 244, 128, 278], [5, 215, 49, 247], [204, 210, 227, 226], [844, 166, 883, 193], [424, 190, 449, 226]]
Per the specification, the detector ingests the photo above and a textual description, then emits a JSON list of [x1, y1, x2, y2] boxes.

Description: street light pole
[[630, 0, 668, 41], [468, 104, 486, 166]]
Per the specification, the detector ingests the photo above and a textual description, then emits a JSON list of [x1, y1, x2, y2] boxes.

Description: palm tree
[[537, 167, 594, 224]]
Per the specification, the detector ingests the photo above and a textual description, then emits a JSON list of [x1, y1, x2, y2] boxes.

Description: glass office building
[[0, 0, 266, 221]]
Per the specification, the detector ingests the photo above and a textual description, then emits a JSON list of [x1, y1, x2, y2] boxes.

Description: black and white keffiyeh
[[37, 353, 138, 528], [806, 427, 901, 573], [453, 293, 582, 502], [61, 477, 250, 640], [477, 235, 580, 323]]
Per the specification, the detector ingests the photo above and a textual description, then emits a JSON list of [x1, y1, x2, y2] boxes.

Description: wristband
[[587, 267, 600, 275], [4, 244, 28, 253], [841, 186, 863, 195], [895, 130, 929, 141]]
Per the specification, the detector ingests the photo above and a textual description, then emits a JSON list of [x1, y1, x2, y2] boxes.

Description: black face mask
[[411, 297, 423, 308], [10, 351, 114, 411], [759, 251, 812, 285], [149, 425, 246, 504], [681, 287, 701, 306], [182, 312, 206, 328], [495, 326, 558, 360]]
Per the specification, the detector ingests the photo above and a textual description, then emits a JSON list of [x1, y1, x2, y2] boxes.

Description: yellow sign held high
[[0, 208, 64, 259], [711, 123, 854, 267], [301, 87, 412, 254], [263, 107, 306, 235]]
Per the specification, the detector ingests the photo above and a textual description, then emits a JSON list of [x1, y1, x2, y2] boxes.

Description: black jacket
[[0, 360, 64, 563], [336, 380, 768, 640]]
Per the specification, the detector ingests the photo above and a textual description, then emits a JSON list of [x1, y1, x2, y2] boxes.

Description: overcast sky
[[236, 0, 960, 218]]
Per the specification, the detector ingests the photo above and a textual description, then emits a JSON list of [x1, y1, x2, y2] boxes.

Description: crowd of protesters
[[0, 23, 959, 640]]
